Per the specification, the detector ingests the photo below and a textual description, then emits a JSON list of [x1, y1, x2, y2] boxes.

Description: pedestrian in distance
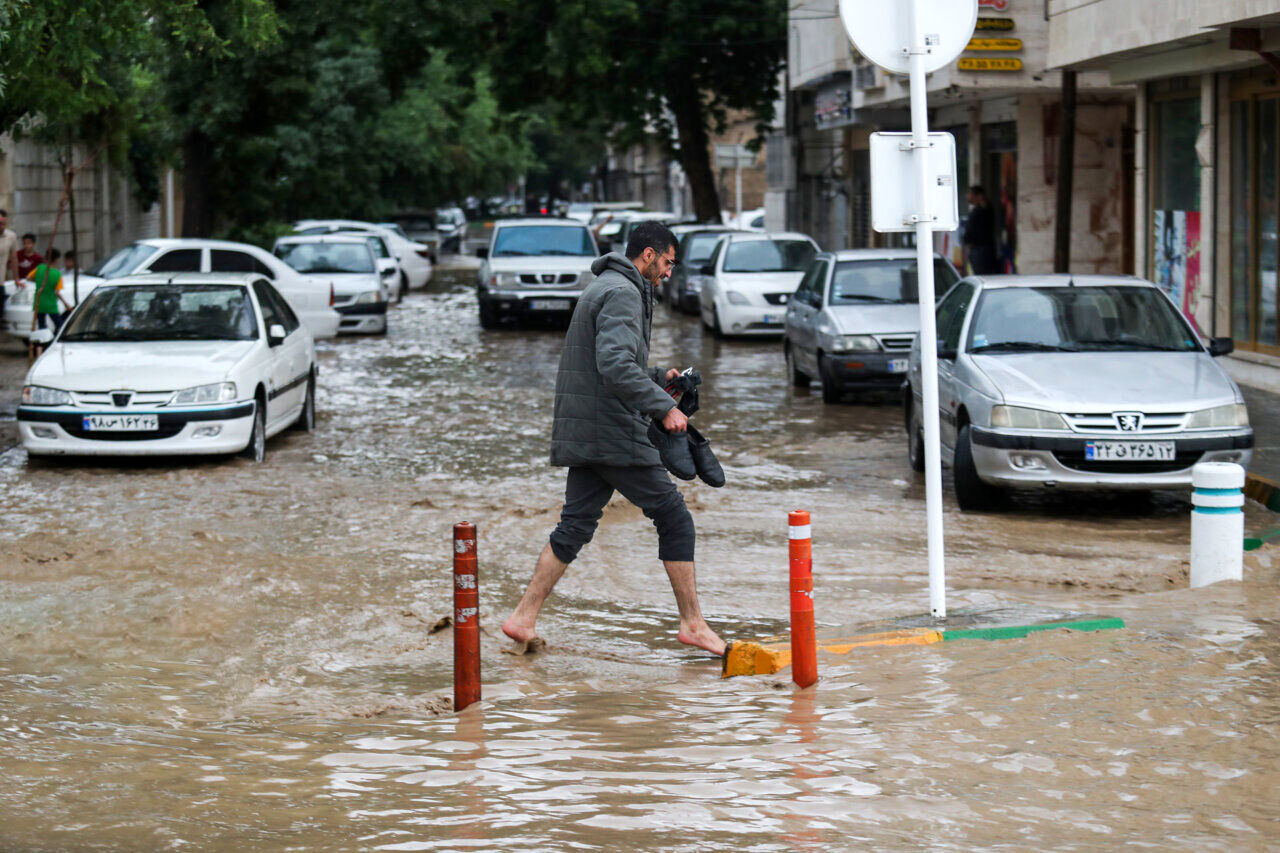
[[0, 209, 19, 319], [502, 220, 727, 658], [17, 233, 43, 281], [963, 185, 999, 276], [28, 248, 71, 359]]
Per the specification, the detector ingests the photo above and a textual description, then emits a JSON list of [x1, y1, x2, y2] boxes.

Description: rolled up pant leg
[[598, 464, 695, 563], [548, 467, 614, 564]]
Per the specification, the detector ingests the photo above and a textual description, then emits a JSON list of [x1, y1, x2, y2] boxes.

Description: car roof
[[725, 231, 814, 243], [127, 238, 264, 252], [95, 272, 262, 287], [494, 218, 588, 227], [274, 234, 371, 246], [674, 225, 738, 236], [970, 273, 1151, 289], [828, 248, 934, 261]]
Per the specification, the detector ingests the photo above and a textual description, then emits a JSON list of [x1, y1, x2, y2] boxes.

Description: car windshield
[[85, 243, 157, 278], [967, 286, 1200, 353], [723, 239, 816, 273], [493, 225, 594, 257], [60, 284, 257, 342], [274, 241, 375, 274], [830, 258, 957, 304], [682, 233, 729, 265]]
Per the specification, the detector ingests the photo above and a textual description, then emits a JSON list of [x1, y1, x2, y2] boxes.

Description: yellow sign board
[[966, 38, 1023, 51], [975, 17, 1016, 31], [958, 57, 1024, 71]]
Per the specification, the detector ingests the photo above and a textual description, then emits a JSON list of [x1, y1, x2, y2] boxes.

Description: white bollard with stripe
[[1190, 462, 1245, 588]]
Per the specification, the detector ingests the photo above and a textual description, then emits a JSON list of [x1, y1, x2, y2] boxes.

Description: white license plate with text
[[1084, 441, 1175, 462], [528, 299, 571, 311], [83, 414, 159, 432], [888, 358, 909, 373]]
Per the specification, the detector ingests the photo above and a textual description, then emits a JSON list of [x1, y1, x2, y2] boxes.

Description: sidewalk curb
[[1245, 472, 1280, 513]]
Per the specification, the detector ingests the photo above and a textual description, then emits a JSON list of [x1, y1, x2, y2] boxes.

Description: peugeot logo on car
[[1114, 412, 1143, 432]]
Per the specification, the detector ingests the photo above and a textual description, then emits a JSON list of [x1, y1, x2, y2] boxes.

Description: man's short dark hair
[[21, 233, 35, 243], [0, 209, 8, 218], [626, 221, 677, 261]]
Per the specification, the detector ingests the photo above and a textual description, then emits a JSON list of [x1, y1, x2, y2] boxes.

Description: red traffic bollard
[[789, 510, 817, 689], [453, 522, 481, 712]]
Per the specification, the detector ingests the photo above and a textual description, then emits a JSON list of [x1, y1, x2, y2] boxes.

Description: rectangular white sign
[[869, 132, 960, 233]]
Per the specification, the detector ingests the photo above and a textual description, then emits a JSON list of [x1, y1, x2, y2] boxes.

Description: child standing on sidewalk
[[28, 249, 71, 358]]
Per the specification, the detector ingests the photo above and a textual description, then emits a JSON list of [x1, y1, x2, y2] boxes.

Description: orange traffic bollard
[[789, 510, 817, 689], [453, 522, 481, 712]]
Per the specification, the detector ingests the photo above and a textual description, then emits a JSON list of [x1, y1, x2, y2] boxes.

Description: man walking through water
[[502, 221, 727, 657]]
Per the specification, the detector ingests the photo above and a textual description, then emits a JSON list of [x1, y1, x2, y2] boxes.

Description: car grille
[[1053, 450, 1202, 474], [878, 336, 916, 351], [62, 422, 187, 441], [519, 273, 578, 285], [762, 293, 791, 306], [1063, 412, 1188, 434], [73, 391, 173, 408], [745, 321, 784, 330]]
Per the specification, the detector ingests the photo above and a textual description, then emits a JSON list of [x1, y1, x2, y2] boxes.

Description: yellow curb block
[[722, 628, 943, 678]]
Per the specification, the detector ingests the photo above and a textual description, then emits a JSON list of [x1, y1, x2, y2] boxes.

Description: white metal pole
[[908, 0, 947, 619], [735, 150, 743, 219]]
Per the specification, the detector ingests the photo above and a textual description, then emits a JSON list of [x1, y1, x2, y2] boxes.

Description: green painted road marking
[[942, 617, 1125, 642], [1245, 528, 1280, 552]]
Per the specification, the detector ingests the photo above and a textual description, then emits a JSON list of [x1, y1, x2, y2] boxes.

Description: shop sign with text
[[958, 57, 1023, 71]]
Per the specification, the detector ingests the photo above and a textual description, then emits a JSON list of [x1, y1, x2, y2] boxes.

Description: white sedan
[[17, 273, 316, 461], [698, 232, 819, 337], [3, 239, 341, 342], [293, 219, 433, 291]]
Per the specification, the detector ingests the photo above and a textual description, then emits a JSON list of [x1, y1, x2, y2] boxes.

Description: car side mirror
[[700, 264, 715, 276], [474, 247, 489, 259], [268, 323, 287, 347], [1208, 337, 1234, 357]]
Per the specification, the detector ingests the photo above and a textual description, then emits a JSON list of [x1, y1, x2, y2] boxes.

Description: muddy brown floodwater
[[1, 262, 1278, 850]]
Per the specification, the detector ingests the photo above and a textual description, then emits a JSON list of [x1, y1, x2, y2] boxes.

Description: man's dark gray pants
[[549, 465, 695, 564]]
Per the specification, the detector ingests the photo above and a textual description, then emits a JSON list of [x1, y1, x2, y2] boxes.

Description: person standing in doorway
[[502, 221, 727, 657], [963, 185, 999, 276]]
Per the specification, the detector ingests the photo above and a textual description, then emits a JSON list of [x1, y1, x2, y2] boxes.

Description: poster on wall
[[1153, 209, 1202, 332]]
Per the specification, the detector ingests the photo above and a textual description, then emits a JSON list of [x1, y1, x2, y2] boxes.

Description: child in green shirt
[[27, 249, 72, 356]]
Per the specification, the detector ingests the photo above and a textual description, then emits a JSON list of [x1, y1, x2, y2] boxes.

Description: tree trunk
[[668, 74, 721, 223], [1053, 71, 1077, 274], [181, 131, 216, 238], [67, 147, 80, 304]]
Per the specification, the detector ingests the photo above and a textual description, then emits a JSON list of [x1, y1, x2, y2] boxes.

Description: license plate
[[888, 358, 909, 374], [1084, 441, 1175, 461], [762, 314, 780, 324], [83, 414, 159, 432], [528, 299, 570, 311]]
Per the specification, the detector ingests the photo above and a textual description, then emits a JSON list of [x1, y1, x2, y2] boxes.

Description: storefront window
[[1229, 87, 1280, 354], [1150, 95, 1202, 330]]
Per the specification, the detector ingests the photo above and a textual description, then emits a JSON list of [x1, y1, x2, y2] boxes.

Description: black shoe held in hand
[[685, 425, 725, 488], [648, 419, 697, 481]]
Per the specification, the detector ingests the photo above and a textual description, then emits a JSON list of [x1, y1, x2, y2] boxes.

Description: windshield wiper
[[970, 341, 1079, 353], [1076, 340, 1188, 352], [836, 294, 899, 302], [538, 250, 589, 256], [495, 250, 531, 256]]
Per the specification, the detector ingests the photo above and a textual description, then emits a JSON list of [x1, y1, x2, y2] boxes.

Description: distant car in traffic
[[273, 236, 390, 335], [474, 218, 598, 328], [3, 238, 341, 342], [333, 231, 404, 302], [435, 207, 468, 253], [611, 213, 679, 256], [293, 219, 433, 293], [905, 274, 1254, 509], [698, 232, 819, 337], [785, 249, 959, 403], [17, 273, 316, 462], [663, 225, 741, 312]]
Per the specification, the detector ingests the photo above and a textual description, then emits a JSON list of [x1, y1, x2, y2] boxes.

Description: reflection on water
[[0, 265, 1277, 848]]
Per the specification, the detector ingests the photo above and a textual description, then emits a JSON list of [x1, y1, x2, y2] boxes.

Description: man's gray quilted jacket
[[549, 253, 674, 468]]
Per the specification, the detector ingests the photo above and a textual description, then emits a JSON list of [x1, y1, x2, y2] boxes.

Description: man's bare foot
[[502, 615, 538, 645], [677, 622, 727, 657]]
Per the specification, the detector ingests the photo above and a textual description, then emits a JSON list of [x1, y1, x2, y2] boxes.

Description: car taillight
[[329, 283, 335, 307]]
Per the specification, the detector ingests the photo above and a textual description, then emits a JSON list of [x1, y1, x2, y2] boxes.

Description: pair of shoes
[[648, 420, 725, 487]]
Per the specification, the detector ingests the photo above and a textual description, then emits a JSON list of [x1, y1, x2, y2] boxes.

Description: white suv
[[475, 219, 598, 328]]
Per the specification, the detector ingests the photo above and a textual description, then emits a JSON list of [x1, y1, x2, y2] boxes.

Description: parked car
[[293, 219, 433, 292], [785, 249, 960, 403], [565, 202, 595, 224], [273, 236, 389, 335], [334, 231, 404, 302], [3, 239, 341, 342], [663, 225, 741, 312], [905, 274, 1254, 509], [698, 232, 819, 337], [724, 208, 766, 231], [435, 207, 468, 253], [612, 213, 679, 255], [474, 218, 598, 328], [17, 273, 316, 461]]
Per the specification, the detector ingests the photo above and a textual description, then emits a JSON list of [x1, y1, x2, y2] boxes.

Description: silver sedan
[[905, 274, 1254, 510]]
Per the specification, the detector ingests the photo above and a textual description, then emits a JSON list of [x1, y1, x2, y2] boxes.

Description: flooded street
[[1, 263, 1278, 849]]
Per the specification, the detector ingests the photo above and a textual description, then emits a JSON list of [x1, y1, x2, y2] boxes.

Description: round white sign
[[839, 0, 978, 76]]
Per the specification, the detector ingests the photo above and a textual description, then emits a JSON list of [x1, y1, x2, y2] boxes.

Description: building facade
[[1049, 0, 1280, 389]]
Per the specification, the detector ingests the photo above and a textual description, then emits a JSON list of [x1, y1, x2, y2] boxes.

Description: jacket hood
[[590, 252, 645, 287]]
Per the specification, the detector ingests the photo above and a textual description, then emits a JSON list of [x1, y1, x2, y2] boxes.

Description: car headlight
[[22, 385, 72, 406], [355, 290, 384, 304], [489, 272, 519, 290], [686, 276, 703, 293], [1185, 403, 1249, 429], [725, 290, 749, 305], [990, 405, 1069, 430], [169, 382, 238, 406], [827, 334, 880, 353]]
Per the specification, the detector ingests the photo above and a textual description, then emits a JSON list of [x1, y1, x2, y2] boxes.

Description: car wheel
[[712, 306, 725, 339], [954, 424, 1002, 511], [479, 300, 499, 330], [785, 345, 810, 388], [908, 402, 925, 473], [292, 372, 316, 432], [398, 273, 408, 303], [818, 355, 841, 404], [241, 400, 266, 463]]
